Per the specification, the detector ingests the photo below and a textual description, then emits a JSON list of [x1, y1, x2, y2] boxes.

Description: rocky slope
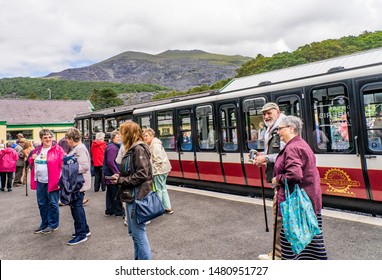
[[46, 50, 252, 91]]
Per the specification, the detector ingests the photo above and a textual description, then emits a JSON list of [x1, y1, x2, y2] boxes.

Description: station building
[[0, 99, 93, 143]]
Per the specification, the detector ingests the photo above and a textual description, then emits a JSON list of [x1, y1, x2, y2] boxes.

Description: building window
[[6, 130, 33, 140]]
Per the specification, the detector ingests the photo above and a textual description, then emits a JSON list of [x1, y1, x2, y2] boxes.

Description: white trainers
[[258, 253, 281, 260]]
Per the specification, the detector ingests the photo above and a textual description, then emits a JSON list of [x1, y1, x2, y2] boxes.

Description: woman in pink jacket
[[0, 142, 19, 191], [29, 129, 65, 234]]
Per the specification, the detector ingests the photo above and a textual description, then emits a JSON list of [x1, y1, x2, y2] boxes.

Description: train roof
[[220, 47, 382, 93], [74, 91, 213, 119]]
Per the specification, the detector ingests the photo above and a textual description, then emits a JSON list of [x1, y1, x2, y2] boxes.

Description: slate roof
[[0, 99, 93, 125]]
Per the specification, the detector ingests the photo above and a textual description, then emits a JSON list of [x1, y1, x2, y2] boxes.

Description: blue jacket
[[59, 155, 84, 204]]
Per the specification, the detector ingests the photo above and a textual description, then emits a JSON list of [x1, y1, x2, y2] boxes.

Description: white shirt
[[34, 147, 51, 183]]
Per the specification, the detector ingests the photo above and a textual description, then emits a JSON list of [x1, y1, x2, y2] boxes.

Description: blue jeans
[[36, 182, 60, 229], [69, 192, 90, 238], [127, 202, 152, 260]]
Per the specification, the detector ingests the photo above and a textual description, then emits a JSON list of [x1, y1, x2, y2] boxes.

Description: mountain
[[45, 50, 252, 91]]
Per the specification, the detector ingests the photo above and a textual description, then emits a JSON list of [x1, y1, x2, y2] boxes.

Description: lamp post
[[47, 88, 51, 99]]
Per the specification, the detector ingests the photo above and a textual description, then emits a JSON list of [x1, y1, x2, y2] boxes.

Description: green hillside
[[236, 30, 382, 77], [0, 77, 168, 100], [153, 31, 382, 100]]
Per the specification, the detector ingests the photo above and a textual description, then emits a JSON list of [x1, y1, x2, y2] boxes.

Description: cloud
[[0, 0, 381, 78]]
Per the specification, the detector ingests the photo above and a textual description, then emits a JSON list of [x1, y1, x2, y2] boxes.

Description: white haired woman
[[272, 115, 327, 260]]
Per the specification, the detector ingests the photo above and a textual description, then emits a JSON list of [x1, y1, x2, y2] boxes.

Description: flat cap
[[260, 102, 279, 112]]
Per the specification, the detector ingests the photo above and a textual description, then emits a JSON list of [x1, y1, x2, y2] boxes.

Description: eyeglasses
[[278, 126, 290, 130]]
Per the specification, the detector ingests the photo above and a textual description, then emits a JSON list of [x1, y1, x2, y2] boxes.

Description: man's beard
[[265, 120, 275, 128]]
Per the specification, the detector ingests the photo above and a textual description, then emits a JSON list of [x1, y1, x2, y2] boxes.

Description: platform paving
[[0, 184, 381, 260]]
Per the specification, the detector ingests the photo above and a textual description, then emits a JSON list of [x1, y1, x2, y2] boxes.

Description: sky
[[1, 0, 381, 78]]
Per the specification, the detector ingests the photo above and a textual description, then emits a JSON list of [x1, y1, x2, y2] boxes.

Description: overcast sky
[[1, 0, 381, 78]]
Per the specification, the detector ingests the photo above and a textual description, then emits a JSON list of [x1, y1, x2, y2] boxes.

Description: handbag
[[134, 191, 165, 224], [280, 181, 321, 255]]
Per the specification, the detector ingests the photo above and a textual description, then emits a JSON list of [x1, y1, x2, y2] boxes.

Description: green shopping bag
[[280, 181, 321, 255]]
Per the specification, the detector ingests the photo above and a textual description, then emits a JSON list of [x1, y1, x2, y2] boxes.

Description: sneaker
[[104, 213, 113, 217], [258, 253, 281, 260], [67, 236, 88, 246], [165, 208, 174, 214], [34, 227, 46, 234], [7, 189, 12, 192], [0, 188, 4, 191], [71, 232, 91, 238], [41, 227, 59, 234]]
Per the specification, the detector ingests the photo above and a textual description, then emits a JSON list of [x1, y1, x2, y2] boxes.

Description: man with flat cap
[[253, 102, 286, 260]]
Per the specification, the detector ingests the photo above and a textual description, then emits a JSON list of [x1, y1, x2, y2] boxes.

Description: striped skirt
[[281, 212, 328, 260]]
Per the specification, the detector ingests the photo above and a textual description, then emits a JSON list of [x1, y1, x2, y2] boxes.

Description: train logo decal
[[321, 168, 359, 196]]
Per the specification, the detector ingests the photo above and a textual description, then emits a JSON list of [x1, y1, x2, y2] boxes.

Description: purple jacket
[[274, 136, 322, 215], [102, 142, 120, 184], [0, 148, 19, 172], [29, 143, 65, 192]]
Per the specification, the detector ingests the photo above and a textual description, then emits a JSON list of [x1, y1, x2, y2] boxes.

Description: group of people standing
[[0, 134, 34, 191], [29, 128, 91, 245], [24, 122, 173, 255], [252, 102, 328, 260], [104, 121, 173, 260]]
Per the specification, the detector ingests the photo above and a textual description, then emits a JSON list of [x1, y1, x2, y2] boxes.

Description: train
[[74, 48, 382, 215]]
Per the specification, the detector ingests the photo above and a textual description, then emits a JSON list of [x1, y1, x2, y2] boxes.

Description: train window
[[196, 105, 215, 150], [156, 111, 175, 150], [179, 110, 192, 151], [220, 105, 238, 151], [243, 97, 266, 151], [76, 120, 83, 132], [105, 118, 117, 132], [92, 118, 103, 134], [136, 115, 151, 130], [363, 90, 382, 151], [311, 85, 352, 153], [277, 95, 301, 117], [84, 119, 90, 140]]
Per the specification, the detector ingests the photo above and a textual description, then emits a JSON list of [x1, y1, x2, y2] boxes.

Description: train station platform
[[0, 183, 381, 261]]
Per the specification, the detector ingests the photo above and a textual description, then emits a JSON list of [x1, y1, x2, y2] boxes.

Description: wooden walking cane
[[24, 166, 28, 196], [259, 166, 269, 232]]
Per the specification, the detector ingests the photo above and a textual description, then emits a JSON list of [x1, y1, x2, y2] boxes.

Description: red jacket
[[91, 140, 106, 166], [0, 148, 19, 172]]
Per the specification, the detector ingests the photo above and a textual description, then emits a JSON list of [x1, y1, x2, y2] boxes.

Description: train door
[[308, 84, 368, 200], [242, 97, 267, 186], [359, 83, 382, 201], [177, 108, 198, 179], [195, 104, 224, 182], [218, 102, 246, 185], [153, 110, 182, 178]]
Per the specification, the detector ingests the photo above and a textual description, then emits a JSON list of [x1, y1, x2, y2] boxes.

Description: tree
[[90, 88, 124, 110]]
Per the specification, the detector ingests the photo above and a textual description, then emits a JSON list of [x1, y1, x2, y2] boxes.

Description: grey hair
[[110, 130, 120, 141], [95, 132, 105, 140], [280, 115, 303, 136]]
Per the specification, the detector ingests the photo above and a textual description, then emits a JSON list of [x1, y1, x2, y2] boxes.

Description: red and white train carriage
[[76, 48, 382, 215]]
